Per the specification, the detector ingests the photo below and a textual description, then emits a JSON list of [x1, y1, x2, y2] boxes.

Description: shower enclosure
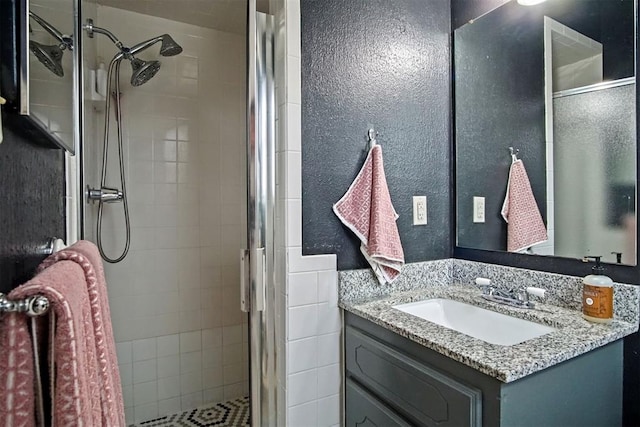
[[553, 79, 636, 264], [78, 0, 275, 424]]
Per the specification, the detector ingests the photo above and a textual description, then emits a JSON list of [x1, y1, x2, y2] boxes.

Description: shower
[[29, 11, 74, 77], [83, 18, 183, 263]]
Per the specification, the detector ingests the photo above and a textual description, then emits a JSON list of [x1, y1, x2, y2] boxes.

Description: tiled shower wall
[[83, 6, 247, 423]]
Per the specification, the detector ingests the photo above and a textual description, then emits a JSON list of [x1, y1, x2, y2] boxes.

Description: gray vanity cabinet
[[345, 312, 623, 427]]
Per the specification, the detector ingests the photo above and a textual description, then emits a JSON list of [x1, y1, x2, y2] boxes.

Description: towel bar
[[0, 293, 50, 316]]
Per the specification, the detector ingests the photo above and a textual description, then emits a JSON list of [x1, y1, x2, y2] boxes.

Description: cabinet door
[[346, 326, 482, 427], [346, 379, 412, 427]]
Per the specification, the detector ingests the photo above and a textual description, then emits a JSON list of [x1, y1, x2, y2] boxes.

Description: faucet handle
[[475, 277, 491, 286], [525, 287, 546, 298], [475, 277, 493, 294]]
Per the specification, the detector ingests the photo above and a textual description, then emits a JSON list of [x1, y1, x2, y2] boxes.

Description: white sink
[[392, 298, 556, 346]]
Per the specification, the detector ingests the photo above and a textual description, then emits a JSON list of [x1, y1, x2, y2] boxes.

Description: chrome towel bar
[[0, 293, 50, 316]]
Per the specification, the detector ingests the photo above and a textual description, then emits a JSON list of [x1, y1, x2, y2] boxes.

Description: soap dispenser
[[582, 256, 614, 324]]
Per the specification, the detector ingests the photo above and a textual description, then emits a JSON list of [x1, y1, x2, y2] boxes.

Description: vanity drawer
[[346, 379, 411, 426], [346, 325, 482, 427]]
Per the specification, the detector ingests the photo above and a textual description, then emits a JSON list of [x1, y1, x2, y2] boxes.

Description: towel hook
[[367, 128, 378, 149], [509, 146, 520, 162]]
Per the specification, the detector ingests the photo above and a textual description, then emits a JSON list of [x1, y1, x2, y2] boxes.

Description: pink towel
[[333, 145, 404, 284], [0, 305, 37, 427], [501, 159, 548, 252], [0, 241, 124, 427]]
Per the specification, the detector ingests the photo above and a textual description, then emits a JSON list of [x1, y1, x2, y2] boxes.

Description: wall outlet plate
[[413, 196, 427, 225], [473, 196, 485, 223]]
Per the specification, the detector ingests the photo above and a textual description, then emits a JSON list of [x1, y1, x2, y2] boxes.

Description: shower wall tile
[[272, 0, 342, 424], [95, 6, 247, 423]]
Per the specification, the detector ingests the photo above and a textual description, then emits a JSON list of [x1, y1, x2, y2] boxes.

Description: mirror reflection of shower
[[83, 18, 183, 263], [29, 11, 74, 77]]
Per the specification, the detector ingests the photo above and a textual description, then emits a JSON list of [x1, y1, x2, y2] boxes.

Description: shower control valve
[[87, 186, 124, 203]]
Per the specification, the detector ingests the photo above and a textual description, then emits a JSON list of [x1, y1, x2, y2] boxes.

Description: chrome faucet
[[475, 278, 545, 309]]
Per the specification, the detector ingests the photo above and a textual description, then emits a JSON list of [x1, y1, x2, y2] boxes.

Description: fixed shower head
[[130, 57, 161, 86], [29, 12, 73, 51], [83, 20, 182, 86], [159, 34, 183, 56], [29, 11, 72, 76], [29, 41, 64, 77]]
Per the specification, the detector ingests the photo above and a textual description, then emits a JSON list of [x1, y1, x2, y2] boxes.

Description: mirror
[[455, 0, 636, 266], [0, 0, 77, 153], [28, 0, 75, 152]]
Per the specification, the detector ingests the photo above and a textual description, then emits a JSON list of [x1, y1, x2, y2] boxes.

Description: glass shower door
[[243, 2, 276, 426]]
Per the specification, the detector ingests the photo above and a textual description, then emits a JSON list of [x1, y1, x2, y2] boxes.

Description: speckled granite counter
[[340, 261, 640, 383]]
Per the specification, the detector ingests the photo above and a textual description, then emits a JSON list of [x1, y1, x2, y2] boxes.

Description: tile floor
[[131, 397, 250, 427]]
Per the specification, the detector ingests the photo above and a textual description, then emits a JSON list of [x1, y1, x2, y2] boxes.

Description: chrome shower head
[[159, 34, 183, 56], [29, 41, 64, 77], [130, 57, 161, 86]]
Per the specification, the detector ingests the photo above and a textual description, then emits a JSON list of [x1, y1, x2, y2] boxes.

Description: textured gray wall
[[0, 121, 65, 292], [301, 0, 452, 270]]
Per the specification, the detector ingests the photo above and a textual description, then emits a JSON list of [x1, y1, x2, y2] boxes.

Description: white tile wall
[[85, 6, 248, 424], [271, 0, 342, 425]]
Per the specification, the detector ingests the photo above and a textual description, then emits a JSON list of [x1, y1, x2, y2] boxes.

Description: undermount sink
[[392, 298, 556, 346]]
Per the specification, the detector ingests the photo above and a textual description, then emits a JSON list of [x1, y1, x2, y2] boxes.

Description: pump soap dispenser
[[582, 256, 614, 324]]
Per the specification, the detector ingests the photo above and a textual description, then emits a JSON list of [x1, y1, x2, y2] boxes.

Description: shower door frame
[[245, 3, 277, 426]]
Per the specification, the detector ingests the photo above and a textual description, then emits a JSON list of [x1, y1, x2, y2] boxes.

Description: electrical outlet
[[413, 196, 427, 225], [473, 196, 485, 223]]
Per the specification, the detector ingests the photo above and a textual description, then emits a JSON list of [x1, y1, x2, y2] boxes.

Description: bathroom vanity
[[340, 268, 640, 427]]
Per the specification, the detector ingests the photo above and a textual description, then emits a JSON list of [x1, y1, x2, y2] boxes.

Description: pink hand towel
[[0, 241, 124, 427], [0, 260, 101, 427], [501, 159, 548, 252], [38, 240, 125, 426], [333, 145, 405, 284], [0, 306, 37, 427]]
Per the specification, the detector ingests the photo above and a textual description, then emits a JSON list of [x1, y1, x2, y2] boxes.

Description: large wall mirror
[[0, 0, 77, 153], [455, 0, 636, 268]]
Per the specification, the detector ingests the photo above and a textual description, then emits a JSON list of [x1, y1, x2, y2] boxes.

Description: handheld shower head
[[130, 57, 161, 86], [159, 34, 183, 56], [29, 41, 64, 77]]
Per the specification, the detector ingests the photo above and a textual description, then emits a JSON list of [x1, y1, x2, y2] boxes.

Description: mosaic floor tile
[[132, 396, 250, 427]]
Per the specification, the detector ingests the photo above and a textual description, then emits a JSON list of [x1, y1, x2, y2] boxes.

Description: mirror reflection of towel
[[333, 145, 404, 284], [501, 159, 548, 252]]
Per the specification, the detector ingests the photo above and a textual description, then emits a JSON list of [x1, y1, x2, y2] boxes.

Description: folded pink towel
[[0, 260, 99, 427], [0, 305, 37, 427], [333, 145, 404, 284], [0, 241, 124, 427], [39, 240, 125, 426], [501, 159, 548, 252]]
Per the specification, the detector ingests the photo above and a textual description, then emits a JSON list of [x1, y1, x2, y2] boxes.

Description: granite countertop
[[340, 284, 639, 383]]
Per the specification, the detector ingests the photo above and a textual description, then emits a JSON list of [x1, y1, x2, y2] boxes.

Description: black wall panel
[[0, 118, 65, 293], [301, 0, 452, 270]]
